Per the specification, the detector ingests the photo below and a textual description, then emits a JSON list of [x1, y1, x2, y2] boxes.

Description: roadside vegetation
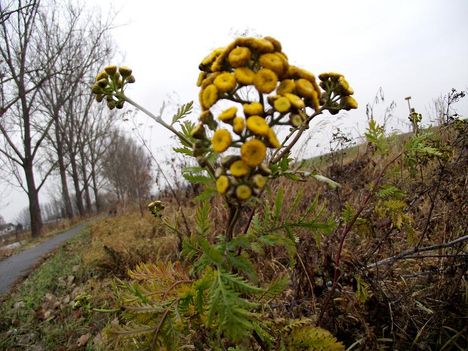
[[0, 11, 466, 350]]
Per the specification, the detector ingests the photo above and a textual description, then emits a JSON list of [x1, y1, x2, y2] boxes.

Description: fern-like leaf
[[171, 101, 193, 125], [207, 269, 259, 341]]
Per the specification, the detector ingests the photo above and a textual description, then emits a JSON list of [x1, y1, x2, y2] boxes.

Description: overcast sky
[[1, 0, 467, 222]]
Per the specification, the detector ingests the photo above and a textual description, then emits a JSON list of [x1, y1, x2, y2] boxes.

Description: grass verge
[[0, 227, 114, 351]]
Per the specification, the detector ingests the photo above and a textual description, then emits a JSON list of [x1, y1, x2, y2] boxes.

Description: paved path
[[0, 224, 86, 296]]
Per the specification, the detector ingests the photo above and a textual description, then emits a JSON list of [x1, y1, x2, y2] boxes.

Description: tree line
[[0, 0, 153, 237]]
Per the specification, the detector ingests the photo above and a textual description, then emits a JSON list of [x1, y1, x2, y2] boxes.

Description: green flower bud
[[196, 156, 207, 167], [119, 66, 132, 77], [126, 75, 136, 84], [116, 100, 125, 109], [215, 167, 225, 178], [95, 94, 104, 102], [91, 84, 102, 94], [96, 71, 108, 81], [191, 123, 206, 139], [97, 78, 108, 88], [107, 100, 116, 110], [289, 113, 303, 127], [104, 65, 118, 76], [221, 155, 240, 168], [258, 163, 272, 176]]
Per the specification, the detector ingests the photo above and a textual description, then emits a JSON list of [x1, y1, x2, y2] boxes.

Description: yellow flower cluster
[[318, 72, 358, 114], [191, 36, 356, 202], [91, 65, 135, 110]]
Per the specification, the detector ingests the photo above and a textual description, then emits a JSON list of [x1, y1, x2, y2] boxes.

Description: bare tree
[[0, 0, 55, 237], [102, 130, 153, 214], [37, 1, 114, 219]]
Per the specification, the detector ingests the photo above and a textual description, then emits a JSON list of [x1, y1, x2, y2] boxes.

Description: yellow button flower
[[236, 184, 252, 200], [252, 174, 266, 189], [337, 76, 354, 96], [200, 84, 218, 110], [284, 93, 305, 109], [295, 79, 315, 98], [259, 53, 287, 76], [218, 107, 238, 123], [234, 67, 256, 85], [273, 96, 291, 113], [214, 72, 236, 93], [200, 47, 225, 71], [254, 68, 278, 94], [251, 38, 275, 53], [243, 102, 264, 116], [277, 79, 296, 95], [196, 72, 207, 87], [342, 96, 358, 110], [233, 117, 245, 135], [241, 139, 267, 167], [230, 160, 250, 177], [267, 128, 281, 148], [211, 129, 232, 153], [228, 46, 251, 68], [216, 175, 230, 194], [246, 116, 270, 136], [309, 90, 320, 111]]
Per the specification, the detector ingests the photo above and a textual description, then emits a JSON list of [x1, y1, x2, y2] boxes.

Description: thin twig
[[149, 307, 171, 351], [366, 234, 468, 269]]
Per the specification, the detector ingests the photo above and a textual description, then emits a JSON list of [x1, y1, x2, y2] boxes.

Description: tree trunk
[[70, 154, 85, 216], [55, 117, 74, 219], [91, 163, 101, 212], [79, 148, 92, 213], [25, 159, 43, 237]]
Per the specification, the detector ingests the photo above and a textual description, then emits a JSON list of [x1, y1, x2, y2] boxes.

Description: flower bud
[[215, 167, 225, 178], [104, 65, 118, 76], [119, 66, 132, 78], [290, 113, 303, 127], [126, 75, 136, 84], [107, 100, 116, 110], [191, 123, 206, 139], [97, 79, 108, 88], [221, 155, 240, 168], [116, 100, 125, 109], [91, 84, 102, 94], [258, 163, 272, 176], [96, 71, 108, 81]]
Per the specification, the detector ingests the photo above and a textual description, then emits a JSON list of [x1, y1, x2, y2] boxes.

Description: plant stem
[[123, 95, 192, 146]]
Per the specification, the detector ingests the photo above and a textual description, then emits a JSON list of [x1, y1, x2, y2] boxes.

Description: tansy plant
[[92, 36, 354, 350]]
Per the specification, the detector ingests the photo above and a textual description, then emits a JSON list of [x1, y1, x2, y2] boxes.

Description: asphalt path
[[0, 224, 86, 296]]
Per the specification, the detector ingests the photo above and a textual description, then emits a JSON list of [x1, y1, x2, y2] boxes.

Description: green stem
[[270, 108, 323, 164], [122, 95, 192, 146]]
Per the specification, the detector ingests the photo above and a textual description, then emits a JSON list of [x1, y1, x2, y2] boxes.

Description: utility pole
[[405, 96, 421, 134]]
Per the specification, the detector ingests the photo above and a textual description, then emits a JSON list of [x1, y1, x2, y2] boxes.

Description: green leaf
[[171, 101, 193, 125], [259, 274, 290, 302], [173, 146, 193, 156], [183, 173, 212, 185], [195, 187, 217, 201], [312, 174, 341, 189], [377, 184, 405, 199], [207, 270, 259, 341], [195, 202, 211, 236], [273, 187, 284, 224]]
